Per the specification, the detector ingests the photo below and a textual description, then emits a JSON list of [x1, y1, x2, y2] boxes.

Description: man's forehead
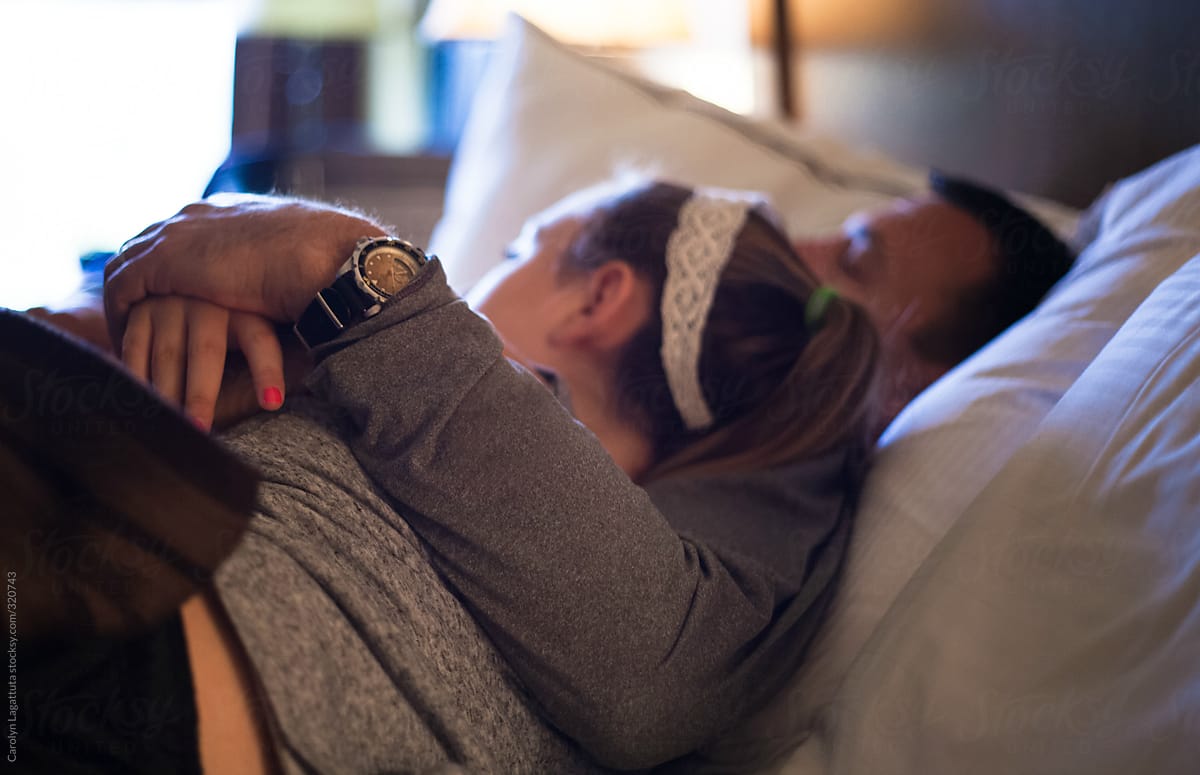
[[844, 193, 969, 240], [871, 191, 943, 218]]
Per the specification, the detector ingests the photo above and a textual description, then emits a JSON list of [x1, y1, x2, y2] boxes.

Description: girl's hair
[[560, 181, 882, 484]]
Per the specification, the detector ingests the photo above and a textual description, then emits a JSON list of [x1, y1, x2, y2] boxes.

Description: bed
[[17, 2, 1197, 771], [404, 10, 1200, 775]]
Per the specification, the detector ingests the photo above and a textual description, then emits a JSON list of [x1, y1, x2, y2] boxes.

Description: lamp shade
[[419, 0, 693, 48]]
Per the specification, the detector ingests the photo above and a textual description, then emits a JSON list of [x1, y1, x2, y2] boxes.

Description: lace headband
[[660, 191, 755, 431], [660, 191, 839, 431]]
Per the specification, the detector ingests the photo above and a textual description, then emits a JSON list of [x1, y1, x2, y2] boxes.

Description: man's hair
[[911, 171, 1076, 366]]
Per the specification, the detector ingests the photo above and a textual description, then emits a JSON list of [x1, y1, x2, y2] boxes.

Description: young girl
[[23, 179, 881, 773]]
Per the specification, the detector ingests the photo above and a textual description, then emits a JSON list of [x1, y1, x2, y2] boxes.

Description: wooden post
[[772, 0, 796, 120]]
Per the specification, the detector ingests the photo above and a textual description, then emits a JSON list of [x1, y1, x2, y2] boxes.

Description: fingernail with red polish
[[262, 386, 284, 410], [191, 415, 209, 432]]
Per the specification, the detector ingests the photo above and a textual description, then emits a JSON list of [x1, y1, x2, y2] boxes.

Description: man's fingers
[[149, 298, 188, 408], [180, 201, 216, 215], [121, 304, 153, 382], [184, 302, 230, 431], [114, 221, 164, 257], [232, 313, 286, 411], [104, 215, 204, 349], [104, 236, 159, 355]]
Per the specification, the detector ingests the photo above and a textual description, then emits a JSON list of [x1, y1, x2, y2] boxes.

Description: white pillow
[[686, 144, 1200, 773], [430, 16, 941, 294], [829, 247, 1200, 775]]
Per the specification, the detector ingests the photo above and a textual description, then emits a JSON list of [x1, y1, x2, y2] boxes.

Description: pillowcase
[[828, 248, 1200, 775], [430, 15, 977, 295], [696, 143, 1200, 774]]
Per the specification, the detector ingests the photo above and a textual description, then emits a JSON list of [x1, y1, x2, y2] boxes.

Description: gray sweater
[[214, 260, 851, 774]]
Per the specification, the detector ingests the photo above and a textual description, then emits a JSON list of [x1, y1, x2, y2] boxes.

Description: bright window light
[[0, 0, 235, 310]]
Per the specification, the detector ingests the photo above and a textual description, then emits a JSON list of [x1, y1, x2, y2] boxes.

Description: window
[[0, 0, 235, 309]]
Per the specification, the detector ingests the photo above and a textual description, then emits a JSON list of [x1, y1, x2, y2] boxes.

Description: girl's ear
[[550, 260, 652, 353]]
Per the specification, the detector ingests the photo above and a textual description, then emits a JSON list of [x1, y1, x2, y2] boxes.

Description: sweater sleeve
[[301, 260, 849, 768]]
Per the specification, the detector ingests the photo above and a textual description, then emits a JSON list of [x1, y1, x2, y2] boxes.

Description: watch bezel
[[350, 237, 428, 305]]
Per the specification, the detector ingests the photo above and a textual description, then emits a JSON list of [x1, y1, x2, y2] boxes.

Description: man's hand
[[103, 193, 388, 353]]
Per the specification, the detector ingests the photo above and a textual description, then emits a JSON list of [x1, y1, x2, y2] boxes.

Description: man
[[794, 172, 1075, 423]]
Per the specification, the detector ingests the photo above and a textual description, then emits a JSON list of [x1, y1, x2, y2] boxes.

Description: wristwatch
[[293, 236, 430, 349]]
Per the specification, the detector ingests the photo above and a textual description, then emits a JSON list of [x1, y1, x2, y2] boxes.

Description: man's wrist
[[289, 208, 390, 322]]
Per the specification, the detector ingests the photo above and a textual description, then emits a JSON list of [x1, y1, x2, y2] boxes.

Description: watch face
[[358, 243, 424, 298]]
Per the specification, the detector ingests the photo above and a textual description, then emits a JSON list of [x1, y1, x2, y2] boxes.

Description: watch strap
[[294, 289, 345, 349], [331, 271, 375, 315], [293, 274, 375, 349]]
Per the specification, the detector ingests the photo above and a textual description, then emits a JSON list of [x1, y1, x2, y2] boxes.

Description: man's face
[[795, 194, 996, 356]]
